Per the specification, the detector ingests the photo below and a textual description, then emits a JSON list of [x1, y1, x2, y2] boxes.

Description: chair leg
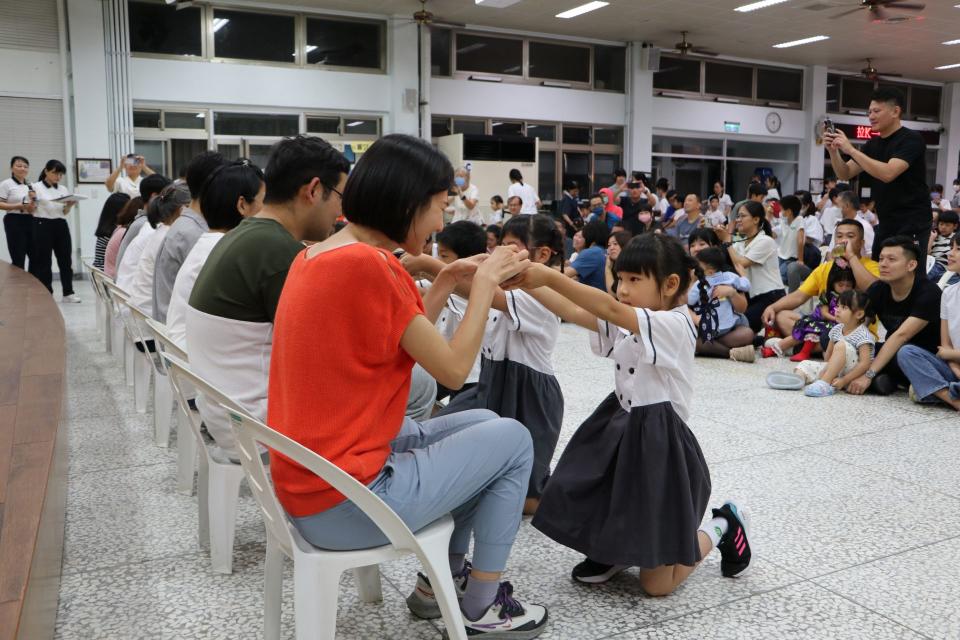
[[103, 305, 113, 354], [154, 373, 174, 447], [207, 466, 245, 574], [112, 318, 124, 362], [419, 546, 468, 640], [294, 564, 341, 640], [124, 338, 134, 386], [263, 536, 285, 640], [175, 411, 197, 495], [94, 293, 103, 340], [197, 457, 210, 551], [134, 354, 150, 413], [353, 565, 382, 603]]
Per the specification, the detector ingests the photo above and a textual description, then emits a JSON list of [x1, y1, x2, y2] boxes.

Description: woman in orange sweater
[[268, 135, 549, 638]]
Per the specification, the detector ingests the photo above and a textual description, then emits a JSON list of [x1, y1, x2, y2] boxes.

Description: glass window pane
[[431, 117, 451, 138], [539, 150, 557, 202], [217, 143, 241, 162], [213, 113, 299, 137], [563, 126, 591, 145], [134, 140, 165, 175], [594, 154, 619, 193], [652, 135, 722, 157], [171, 139, 208, 178], [133, 110, 160, 129], [525, 124, 556, 142], [213, 9, 295, 63], [910, 85, 941, 120], [528, 42, 590, 83], [306, 117, 340, 135], [594, 127, 622, 146], [455, 34, 522, 75], [453, 119, 485, 135], [491, 121, 523, 136], [756, 68, 803, 103], [594, 45, 625, 92], [726, 140, 798, 161], [563, 151, 591, 196], [165, 111, 206, 130], [654, 56, 701, 93], [826, 73, 841, 112], [129, 2, 202, 56], [343, 119, 378, 135], [248, 144, 275, 171], [305, 18, 382, 69], [841, 77, 874, 111], [431, 29, 451, 76], [705, 62, 753, 98]]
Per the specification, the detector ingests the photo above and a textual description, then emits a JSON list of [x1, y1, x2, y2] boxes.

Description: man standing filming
[[824, 88, 929, 261]]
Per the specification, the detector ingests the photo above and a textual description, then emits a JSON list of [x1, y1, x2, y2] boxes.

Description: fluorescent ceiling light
[[346, 121, 365, 127], [935, 63, 960, 69], [556, 1, 609, 19], [211, 17, 229, 32], [943, 39, 960, 45], [735, 0, 790, 12], [195, 112, 205, 118], [773, 35, 829, 48], [456, 43, 486, 55], [305, 45, 318, 53]]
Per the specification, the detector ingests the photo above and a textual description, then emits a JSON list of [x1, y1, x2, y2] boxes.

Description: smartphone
[[823, 118, 836, 135], [832, 243, 846, 258]]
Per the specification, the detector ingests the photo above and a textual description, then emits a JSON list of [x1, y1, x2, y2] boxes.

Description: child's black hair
[[826, 262, 856, 295], [939, 209, 959, 226], [695, 247, 727, 273], [780, 194, 802, 218], [491, 194, 504, 206], [502, 213, 565, 269], [837, 289, 875, 326], [486, 224, 502, 243], [581, 220, 610, 249], [687, 227, 736, 271], [616, 233, 708, 314], [437, 220, 486, 258]]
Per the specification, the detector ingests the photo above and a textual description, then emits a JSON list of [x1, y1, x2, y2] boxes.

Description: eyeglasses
[[330, 186, 343, 200]]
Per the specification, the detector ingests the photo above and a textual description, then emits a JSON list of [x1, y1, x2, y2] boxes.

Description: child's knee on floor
[[637, 567, 680, 597]]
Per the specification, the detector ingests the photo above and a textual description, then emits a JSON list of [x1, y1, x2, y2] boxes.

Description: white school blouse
[[113, 174, 142, 198], [416, 280, 482, 386], [0, 178, 31, 214], [483, 290, 560, 375], [507, 182, 540, 215], [31, 181, 70, 220]]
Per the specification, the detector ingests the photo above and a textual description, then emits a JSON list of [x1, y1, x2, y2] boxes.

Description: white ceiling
[[296, 0, 960, 82]]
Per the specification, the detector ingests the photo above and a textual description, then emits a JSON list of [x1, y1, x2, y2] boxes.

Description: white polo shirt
[[113, 174, 142, 198], [31, 181, 70, 220], [0, 178, 31, 214]]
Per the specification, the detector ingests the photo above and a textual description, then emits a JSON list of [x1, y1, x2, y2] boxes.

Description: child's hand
[[831, 377, 845, 389], [505, 262, 554, 291], [937, 345, 960, 361], [476, 245, 530, 287], [711, 284, 736, 300]]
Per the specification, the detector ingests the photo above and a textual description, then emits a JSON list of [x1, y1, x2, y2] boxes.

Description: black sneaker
[[712, 501, 752, 578], [571, 558, 628, 584]]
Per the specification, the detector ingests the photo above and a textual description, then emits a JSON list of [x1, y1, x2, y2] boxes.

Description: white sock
[[699, 516, 729, 548]]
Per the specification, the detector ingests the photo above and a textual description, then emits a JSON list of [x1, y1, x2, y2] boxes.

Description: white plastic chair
[[126, 305, 177, 447], [104, 286, 153, 414], [83, 261, 112, 352], [160, 352, 255, 574], [101, 280, 138, 389], [143, 317, 197, 493], [223, 406, 468, 640]]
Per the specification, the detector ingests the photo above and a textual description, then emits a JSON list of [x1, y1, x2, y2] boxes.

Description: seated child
[[687, 247, 754, 358], [763, 266, 855, 362], [795, 290, 876, 397], [705, 195, 726, 228], [489, 195, 504, 224], [928, 210, 958, 283], [485, 224, 501, 254]]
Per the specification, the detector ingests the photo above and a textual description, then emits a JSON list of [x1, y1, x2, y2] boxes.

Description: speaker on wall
[[640, 45, 661, 72]]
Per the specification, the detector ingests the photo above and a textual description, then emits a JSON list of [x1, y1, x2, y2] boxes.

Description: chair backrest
[[144, 317, 187, 362], [126, 304, 165, 373], [101, 280, 139, 341], [224, 406, 424, 559]]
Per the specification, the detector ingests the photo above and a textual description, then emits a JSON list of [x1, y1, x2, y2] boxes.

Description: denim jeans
[[896, 344, 960, 403]]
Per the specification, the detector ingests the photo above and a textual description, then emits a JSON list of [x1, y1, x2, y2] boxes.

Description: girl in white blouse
[[0, 156, 35, 270], [30, 160, 79, 301]]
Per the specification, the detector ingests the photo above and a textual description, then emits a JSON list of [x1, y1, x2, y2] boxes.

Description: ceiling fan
[[409, 0, 466, 29], [857, 58, 902, 82], [832, 0, 925, 21], [671, 31, 718, 57]]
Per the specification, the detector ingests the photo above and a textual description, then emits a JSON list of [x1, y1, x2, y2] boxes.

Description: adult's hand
[[827, 129, 854, 155], [714, 226, 731, 243], [440, 254, 487, 286], [761, 304, 777, 327], [846, 375, 870, 395], [936, 345, 960, 362], [476, 245, 530, 287]]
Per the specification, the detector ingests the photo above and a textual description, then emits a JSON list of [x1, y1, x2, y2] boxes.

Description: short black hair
[[582, 220, 610, 248], [880, 235, 919, 262], [491, 194, 504, 205], [9, 156, 28, 169], [199, 162, 265, 230], [563, 178, 579, 191], [502, 214, 565, 268], [780, 194, 802, 216], [264, 135, 349, 205], [343, 134, 451, 244], [871, 87, 906, 111], [437, 221, 486, 259], [838, 190, 860, 210], [614, 168, 627, 178], [486, 224, 502, 243], [938, 210, 959, 225], [748, 183, 767, 198], [837, 289, 875, 325], [709, 195, 719, 202], [656, 177, 669, 191], [696, 247, 728, 272], [834, 218, 865, 238], [185, 151, 226, 200], [665, 189, 678, 201], [932, 183, 944, 193], [632, 170, 647, 183], [139, 173, 171, 201]]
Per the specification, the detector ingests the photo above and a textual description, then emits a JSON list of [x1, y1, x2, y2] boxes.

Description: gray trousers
[[291, 408, 533, 573], [406, 364, 437, 422]]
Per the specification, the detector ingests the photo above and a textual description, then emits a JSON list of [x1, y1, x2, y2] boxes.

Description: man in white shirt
[[106, 154, 154, 198], [828, 191, 875, 258], [450, 167, 483, 225]]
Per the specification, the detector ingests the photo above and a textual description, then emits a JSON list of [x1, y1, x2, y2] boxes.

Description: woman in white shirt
[[712, 180, 734, 216], [764, 175, 782, 204], [450, 167, 482, 225], [717, 200, 785, 333], [30, 160, 80, 301], [0, 156, 36, 270], [507, 168, 541, 215]]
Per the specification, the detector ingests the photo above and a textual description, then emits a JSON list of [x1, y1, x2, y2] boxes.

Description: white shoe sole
[[573, 564, 628, 584]]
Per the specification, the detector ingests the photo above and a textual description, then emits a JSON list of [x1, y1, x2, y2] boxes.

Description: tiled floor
[[54, 280, 959, 639]]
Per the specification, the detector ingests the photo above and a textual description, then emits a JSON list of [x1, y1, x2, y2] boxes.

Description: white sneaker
[[62, 294, 82, 304], [406, 560, 471, 620], [447, 582, 548, 639]]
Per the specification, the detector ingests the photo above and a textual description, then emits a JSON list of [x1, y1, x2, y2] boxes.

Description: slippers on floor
[[766, 371, 805, 391]]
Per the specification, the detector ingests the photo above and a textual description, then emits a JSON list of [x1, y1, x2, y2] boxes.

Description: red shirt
[[268, 243, 424, 516]]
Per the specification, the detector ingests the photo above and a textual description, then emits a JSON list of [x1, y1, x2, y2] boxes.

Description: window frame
[[302, 13, 387, 72], [208, 5, 301, 68], [525, 36, 593, 89], [127, 0, 206, 59], [452, 31, 526, 79], [832, 74, 943, 123], [654, 54, 805, 110]]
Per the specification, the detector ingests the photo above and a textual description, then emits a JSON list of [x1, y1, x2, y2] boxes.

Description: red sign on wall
[[854, 125, 880, 140]]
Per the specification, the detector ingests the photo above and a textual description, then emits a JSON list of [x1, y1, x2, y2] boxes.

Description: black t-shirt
[[559, 193, 582, 237], [620, 197, 649, 235], [866, 275, 941, 353], [860, 127, 928, 228]]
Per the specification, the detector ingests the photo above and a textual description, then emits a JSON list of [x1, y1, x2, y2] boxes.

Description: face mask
[[601, 196, 609, 205], [638, 212, 652, 224], [592, 206, 604, 216], [931, 192, 941, 200], [454, 177, 466, 188]]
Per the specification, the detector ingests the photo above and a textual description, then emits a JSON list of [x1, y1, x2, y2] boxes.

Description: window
[[594, 127, 622, 146], [431, 29, 451, 76], [525, 124, 556, 142], [305, 18, 383, 69], [133, 110, 161, 129], [491, 121, 523, 136], [909, 85, 941, 120], [129, 2, 202, 56], [528, 41, 590, 84], [594, 154, 620, 192], [306, 117, 340, 135], [453, 119, 485, 135], [705, 62, 753, 99], [563, 126, 591, 145], [213, 9, 296, 63], [455, 34, 523, 76], [756, 68, 803, 104], [727, 140, 798, 161], [652, 136, 723, 157], [164, 111, 206, 130], [840, 77, 874, 111], [538, 150, 557, 202], [654, 56, 701, 93], [594, 45, 625, 92], [431, 117, 452, 138], [343, 118, 378, 135], [213, 113, 299, 137], [826, 74, 841, 111]]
